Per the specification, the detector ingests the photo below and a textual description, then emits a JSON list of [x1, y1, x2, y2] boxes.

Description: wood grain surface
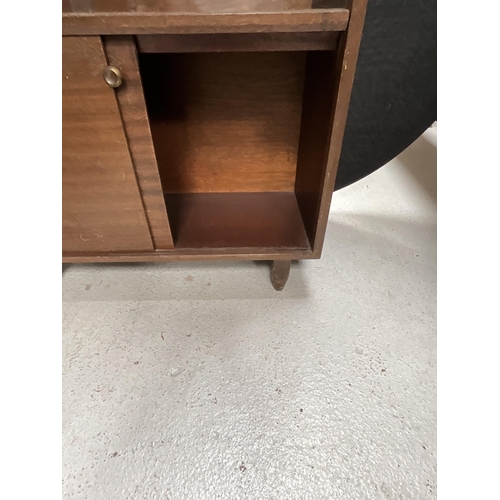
[[104, 36, 174, 249], [165, 192, 310, 249], [62, 36, 154, 254], [312, 0, 368, 253], [66, 0, 347, 14], [140, 51, 306, 193], [136, 32, 340, 53], [62, 247, 315, 263], [62, 9, 350, 36], [295, 49, 339, 247]]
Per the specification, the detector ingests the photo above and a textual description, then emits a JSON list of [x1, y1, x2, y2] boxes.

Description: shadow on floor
[[62, 259, 309, 302]]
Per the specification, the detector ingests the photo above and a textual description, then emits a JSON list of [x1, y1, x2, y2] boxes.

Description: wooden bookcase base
[[62, 2, 368, 290]]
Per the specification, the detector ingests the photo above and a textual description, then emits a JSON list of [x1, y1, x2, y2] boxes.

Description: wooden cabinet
[[62, 1, 368, 289]]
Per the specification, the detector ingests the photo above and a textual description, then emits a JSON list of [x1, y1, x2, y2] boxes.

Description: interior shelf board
[[165, 192, 311, 250]]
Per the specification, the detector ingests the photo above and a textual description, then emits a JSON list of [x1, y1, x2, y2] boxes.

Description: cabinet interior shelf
[[165, 192, 310, 250]]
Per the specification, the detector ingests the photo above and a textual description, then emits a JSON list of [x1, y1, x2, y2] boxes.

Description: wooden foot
[[271, 260, 291, 291]]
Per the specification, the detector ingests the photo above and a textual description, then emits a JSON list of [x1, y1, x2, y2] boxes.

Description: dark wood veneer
[[62, 0, 368, 289]]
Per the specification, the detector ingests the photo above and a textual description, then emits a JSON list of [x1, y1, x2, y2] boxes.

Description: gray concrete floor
[[62, 127, 437, 499]]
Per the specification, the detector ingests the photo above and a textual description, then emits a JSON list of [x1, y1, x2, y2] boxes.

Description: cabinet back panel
[[140, 52, 306, 193]]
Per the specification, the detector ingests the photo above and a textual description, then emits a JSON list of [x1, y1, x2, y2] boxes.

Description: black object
[[335, 0, 437, 190]]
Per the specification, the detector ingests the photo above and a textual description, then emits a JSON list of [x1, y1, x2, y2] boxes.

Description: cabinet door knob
[[103, 66, 122, 88]]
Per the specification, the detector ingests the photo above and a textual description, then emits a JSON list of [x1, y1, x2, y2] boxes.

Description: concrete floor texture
[[62, 127, 437, 499]]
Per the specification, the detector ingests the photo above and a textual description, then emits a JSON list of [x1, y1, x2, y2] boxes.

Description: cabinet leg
[[270, 260, 291, 291]]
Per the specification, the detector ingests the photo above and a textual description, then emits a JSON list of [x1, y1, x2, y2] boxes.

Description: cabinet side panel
[[310, 0, 369, 253], [294, 49, 338, 247]]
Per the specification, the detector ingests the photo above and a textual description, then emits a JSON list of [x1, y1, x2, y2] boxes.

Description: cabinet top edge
[[62, 9, 350, 36]]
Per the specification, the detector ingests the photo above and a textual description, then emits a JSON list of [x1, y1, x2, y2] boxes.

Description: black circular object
[[335, 0, 437, 190]]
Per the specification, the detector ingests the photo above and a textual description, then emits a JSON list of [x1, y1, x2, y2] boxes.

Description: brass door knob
[[103, 66, 122, 88]]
